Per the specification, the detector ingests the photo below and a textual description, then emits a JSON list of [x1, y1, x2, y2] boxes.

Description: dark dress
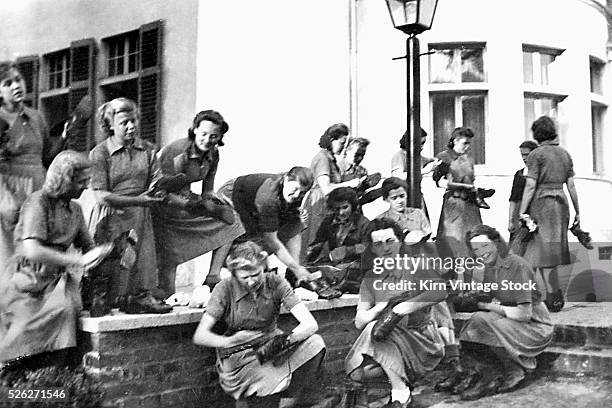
[[0, 107, 51, 270], [217, 173, 303, 253], [522, 141, 573, 267], [0, 190, 93, 362], [459, 254, 553, 369], [205, 273, 325, 399], [345, 266, 445, 385], [509, 167, 528, 241], [153, 139, 244, 275], [391, 150, 434, 219], [435, 148, 482, 260], [88, 137, 159, 294]]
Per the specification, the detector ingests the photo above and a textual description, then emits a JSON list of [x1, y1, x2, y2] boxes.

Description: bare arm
[[391, 288, 447, 315], [518, 178, 537, 215], [287, 302, 318, 343], [317, 174, 362, 196], [193, 313, 261, 348], [103, 192, 162, 208], [566, 177, 580, 220], [354, 302, 388, 330], [22, 239, 81, 267], [263, 232, 312, 282], [508, 201, 518, 232], [479, 302, 533, 322]]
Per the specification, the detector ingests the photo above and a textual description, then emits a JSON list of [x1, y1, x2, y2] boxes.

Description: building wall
[[0, 0, 199, 147]]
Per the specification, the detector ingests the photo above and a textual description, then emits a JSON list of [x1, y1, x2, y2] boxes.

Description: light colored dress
[[205, 272, 325, 399], [0, 190, 93, 362], [459, 254, 553, 369], [88, 136, 159, 294]]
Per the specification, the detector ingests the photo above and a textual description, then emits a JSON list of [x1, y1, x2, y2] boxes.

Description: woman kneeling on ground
[[458, 225, 553, 400], [193, 241, 326, 408]]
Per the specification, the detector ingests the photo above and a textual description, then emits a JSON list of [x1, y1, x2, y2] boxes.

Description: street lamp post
[[385, 0, 438, 208]]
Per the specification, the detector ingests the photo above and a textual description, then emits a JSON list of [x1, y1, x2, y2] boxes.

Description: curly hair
[[364, 218, 404, 243], [465, 224, 509, 259], [97, 97, 139, 138], [225, 241, 268, 273], [318, 123, 349, 150], [187, 110, 229, 146], [327, 187, 359, 212], [42, 150, 91, 198], [447, 127, 474, 149], [531, 116, 557, 142]]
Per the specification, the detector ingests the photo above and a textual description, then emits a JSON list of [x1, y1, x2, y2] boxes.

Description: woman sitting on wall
[[193, 241, 326, 408], [0, 151, 109, 366], [458, 225, 553, 400]]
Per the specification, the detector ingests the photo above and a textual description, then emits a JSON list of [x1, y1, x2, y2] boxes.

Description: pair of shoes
[[119, 291, 173, 314], [460, 376, 501, 400], [545, 290, 565, 313]]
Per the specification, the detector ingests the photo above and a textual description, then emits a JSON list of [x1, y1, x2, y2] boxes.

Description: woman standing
[[300, 123, 363, 259], [154, 110, 244, 297], [508, 140, 538, 244], [433, 127, 483, 265], [0, 62, 67, 268], [459, 225, 553, 400], [0, 151, 109, 364], [519, 116, 580, 311], [193, 241, 325, 408], [88, 97, 169, 314]]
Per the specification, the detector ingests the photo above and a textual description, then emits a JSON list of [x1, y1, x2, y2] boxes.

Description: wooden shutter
[[16, 56, 39, 109], [68, 38, 96, 152], [138, 20, 163, 145]]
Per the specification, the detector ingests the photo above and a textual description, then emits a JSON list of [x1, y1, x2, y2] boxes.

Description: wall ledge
[[79, 294, 359, 333]]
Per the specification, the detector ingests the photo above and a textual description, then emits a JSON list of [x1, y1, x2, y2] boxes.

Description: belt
[[537, 182, 563, 190], [217, 333, 272, 360]]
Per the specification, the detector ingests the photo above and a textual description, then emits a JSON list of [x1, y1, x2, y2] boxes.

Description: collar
[[539, 139, 559, 146], [106, 136, 145, 155], [187, 141, 214, 161], [230, 274, 273, 302], [445, 148, 460, 160]]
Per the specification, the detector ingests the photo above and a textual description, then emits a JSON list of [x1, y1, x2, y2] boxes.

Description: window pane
[[524, 98, 535, 139], [429, 49, 457, 83], [523, 51, 533, 83], [432, 94, 456, 154], [540, 54, 555, 85], [461, 95, 485, 164], [590, 61, 604, 95], [461, 48, 484, 82], [592, 105, 605, 173]]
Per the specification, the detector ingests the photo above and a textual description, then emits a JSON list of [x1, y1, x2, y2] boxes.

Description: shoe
[[64, 95, 93, 140], [147, 173, 188, 197], [299, 278, 343, 300], [474, 195, 490, 209], [372, 310, 404, 342], [451, 369, 480, 394], [545, 290, 565, 313], [119, 292, 173, 314], [496, 365, 525, 393], [477, 188, 495, 198], [570, 222, 594, 250], [188, 197, 235, 224], [460, 377, 501, 401], [364, 172, 382, 189]]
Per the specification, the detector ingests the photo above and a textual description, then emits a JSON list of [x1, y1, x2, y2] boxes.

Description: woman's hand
[[345, 177, 362, 189], [477, 302, 492, 311], [80, 243, 113, 270], [227, 330, 263, 347], [422, 158, 442, 175], [573, 214, 580, 226]]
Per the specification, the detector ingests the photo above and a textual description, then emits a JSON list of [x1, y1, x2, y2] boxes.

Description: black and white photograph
[[1, 0, 612, 407]]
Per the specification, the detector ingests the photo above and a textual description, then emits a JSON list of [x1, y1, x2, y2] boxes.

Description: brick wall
[[80, 305, 360, 408]]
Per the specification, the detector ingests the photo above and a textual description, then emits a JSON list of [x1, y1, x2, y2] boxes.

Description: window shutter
[[16, 56, 40, 109], [68, 38, 96, 152], [138, 20, 163, 145]]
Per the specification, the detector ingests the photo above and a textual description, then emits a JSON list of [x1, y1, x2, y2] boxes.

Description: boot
[[460, 376, 501, 401], [372, 310, 404, 342], [496, 360, 526, 393], [147, 173, 188, 197]]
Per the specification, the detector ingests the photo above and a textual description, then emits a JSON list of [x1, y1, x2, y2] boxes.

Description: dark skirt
[[436, 193, 482, 259], [523, 188, 570, 267], [459, 303, 553, 370]]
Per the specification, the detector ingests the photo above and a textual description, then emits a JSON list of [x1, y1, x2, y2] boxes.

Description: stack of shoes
[[118, 291, 173, 314]]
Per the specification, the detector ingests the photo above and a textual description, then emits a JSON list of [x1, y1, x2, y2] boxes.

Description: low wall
[[79, 296, 360, 408]]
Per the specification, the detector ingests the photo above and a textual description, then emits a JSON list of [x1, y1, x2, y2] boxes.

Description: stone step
[[540, 345, 612, 378]]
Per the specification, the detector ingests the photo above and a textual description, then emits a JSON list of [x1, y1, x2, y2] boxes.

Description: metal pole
[[405, 35, 422, 208]]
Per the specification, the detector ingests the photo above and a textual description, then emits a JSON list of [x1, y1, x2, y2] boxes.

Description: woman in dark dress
[[458, 225, 553, 400], [193, 241, 325, 408], [154, 110, 244, 297], [433, 127, 483, 267], [518, 116, 581, 311], [0, 151, 109, 363], [508, 140, 538, 242]]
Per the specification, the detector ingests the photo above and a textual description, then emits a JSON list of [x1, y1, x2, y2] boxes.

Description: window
[[592, 104, 605, 174], [106, 31, 140, 77], [16, 56, 39, 108], [523, 94, 559, 139], [46, 50, 71, 90], [431, 93, 486, 164], [429, 43, 485, 84], [101, 21, 163, 144], [522, 45, 562, 86], [590, 57, 604, 95]]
